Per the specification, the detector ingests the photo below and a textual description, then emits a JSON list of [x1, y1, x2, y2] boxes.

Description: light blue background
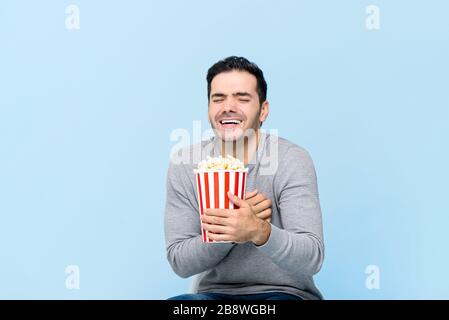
[[1, 0, 448, 299]]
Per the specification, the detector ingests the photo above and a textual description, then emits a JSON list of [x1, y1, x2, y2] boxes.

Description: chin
[[217, 128, 245, 142]]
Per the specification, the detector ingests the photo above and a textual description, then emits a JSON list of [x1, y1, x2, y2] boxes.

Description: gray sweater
[[164, 133, 324, 300]]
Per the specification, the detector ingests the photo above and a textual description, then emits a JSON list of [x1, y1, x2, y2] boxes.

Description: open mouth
[[218, 119, 243, 129]]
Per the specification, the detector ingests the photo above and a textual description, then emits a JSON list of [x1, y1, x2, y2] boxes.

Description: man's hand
[[245, 189, 272, 223], [201, 192, 271, 245]]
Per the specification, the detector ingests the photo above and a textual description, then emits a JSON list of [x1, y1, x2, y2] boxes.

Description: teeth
[[220, 120, 241, 124]]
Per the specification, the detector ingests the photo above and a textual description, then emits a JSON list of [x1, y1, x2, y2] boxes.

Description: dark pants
[[167, 292, 302, 300]]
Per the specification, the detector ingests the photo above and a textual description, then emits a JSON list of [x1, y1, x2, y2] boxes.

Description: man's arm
[[164, 160, 235, 278], [256, 146, 324, 278]]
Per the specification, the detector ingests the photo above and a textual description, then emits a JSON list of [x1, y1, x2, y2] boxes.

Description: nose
[[223, 97, 238, 113]]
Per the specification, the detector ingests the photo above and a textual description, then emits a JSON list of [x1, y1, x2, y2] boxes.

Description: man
[[165, 56, 324, 300]]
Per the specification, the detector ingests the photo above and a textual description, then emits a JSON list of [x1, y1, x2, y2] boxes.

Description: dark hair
[[207, 56, 267, 105]]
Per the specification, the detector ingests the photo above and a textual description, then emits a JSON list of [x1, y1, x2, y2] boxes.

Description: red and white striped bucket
[[194, 170, 248, 243]]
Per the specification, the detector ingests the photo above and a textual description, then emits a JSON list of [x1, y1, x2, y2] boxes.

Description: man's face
[[208, 70, 269, 142]]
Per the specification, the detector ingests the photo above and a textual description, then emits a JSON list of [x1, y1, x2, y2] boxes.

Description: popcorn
[[196, 155, 245, 171], [193, 155, 248, 243]]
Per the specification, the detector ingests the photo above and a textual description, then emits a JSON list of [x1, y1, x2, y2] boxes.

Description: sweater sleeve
[[256, 146, 324, 277], [164, 160, 235, 278]]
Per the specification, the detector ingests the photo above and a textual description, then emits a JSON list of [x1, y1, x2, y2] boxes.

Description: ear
[[259, 100, 269, 124]]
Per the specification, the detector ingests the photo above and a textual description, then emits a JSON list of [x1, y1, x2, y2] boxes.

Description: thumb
[[227, 191, 249, 208]]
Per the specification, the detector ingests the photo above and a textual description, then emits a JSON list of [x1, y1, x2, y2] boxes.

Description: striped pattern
[[195, 170, 247, 243]]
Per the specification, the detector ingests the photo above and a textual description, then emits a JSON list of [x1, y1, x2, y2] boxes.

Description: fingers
[[245, 193, 266, 207], [207, 232, 233, 242], [227, 192, 249, 208], [244, 189, 258, 200], [255, 208, 272, 221], [202, 222, 231, 235], [252, 199, 272, 214], [201, 214, 229, 226], [204, 208, 232, 218]]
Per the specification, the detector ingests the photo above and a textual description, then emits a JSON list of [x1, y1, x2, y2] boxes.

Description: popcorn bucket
[[194, 169, 248, 243]]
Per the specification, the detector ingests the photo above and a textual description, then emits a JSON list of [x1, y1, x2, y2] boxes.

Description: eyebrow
[[210, 92, 253, 99], [211, 93, 226, 99], [233, 92, 252, 98]]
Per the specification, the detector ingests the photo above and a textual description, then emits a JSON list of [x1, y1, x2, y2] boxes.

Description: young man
[[165, 56, 324, 300]]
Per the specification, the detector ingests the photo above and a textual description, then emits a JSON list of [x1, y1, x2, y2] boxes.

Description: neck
[[220, 130, 260, 165]]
